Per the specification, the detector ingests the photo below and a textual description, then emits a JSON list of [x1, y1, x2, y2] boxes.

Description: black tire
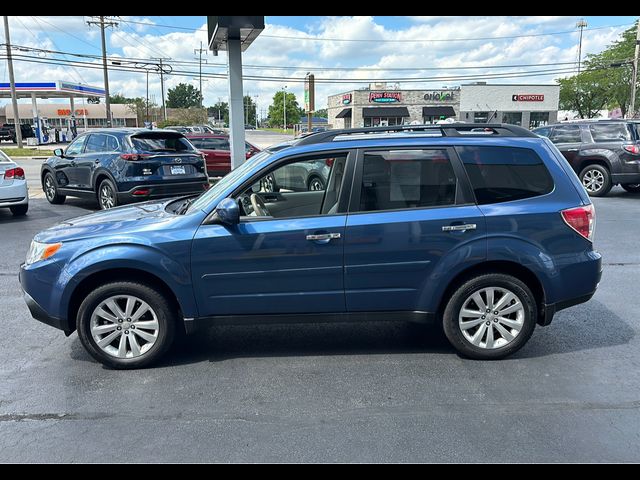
[[307, 175, 325, 191], [579, 164, 612, 197], [97, 178, 118, 210], [43, 172, 66, 204], [621, 183, 640, 194], [76, 282, 177, 369], [442, 273, 537, 360], [9, 204, 28, 216]]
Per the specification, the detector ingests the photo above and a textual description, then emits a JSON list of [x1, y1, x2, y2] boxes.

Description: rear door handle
[[306, 233, 341, 241], [442, 224, 476, 232]]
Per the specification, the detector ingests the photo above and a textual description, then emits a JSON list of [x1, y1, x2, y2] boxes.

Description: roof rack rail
[[295, 123, 537, 146]]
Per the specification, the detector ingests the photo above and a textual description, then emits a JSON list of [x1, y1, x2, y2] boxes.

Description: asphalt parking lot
[[1, 161, 639, 461]]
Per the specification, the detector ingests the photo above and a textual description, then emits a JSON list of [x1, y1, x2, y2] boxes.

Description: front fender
[[57, 243, 198, 323]]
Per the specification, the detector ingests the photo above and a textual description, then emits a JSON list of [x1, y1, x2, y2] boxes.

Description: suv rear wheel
[[442, 274, 537, 360], [579, 164, 612, 197], [77, 282, 177, 369], [98, 178, 118, 210], [621, 183, 640, 193]]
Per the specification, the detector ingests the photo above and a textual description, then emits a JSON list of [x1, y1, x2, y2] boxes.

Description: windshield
[[186, 150, 273, 213]]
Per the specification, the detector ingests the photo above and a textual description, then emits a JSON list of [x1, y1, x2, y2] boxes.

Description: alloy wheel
[[582, 169, 605, 193], [309, 178, 324, 191], [100, 184, 115, 209], [90, 295, 159, 359], [44, 176, 56, 201], [458, 287, 525, 349]]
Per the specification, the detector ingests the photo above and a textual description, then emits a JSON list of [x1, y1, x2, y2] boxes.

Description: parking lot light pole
[[283, 85, 287, 132]]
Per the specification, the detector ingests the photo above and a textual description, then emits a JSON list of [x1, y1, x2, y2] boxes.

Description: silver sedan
[[0, 150, 28, 216]]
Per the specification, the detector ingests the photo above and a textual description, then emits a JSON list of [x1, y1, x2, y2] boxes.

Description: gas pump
[[69, 114, 78, 140], [40, 117, 51, 143]]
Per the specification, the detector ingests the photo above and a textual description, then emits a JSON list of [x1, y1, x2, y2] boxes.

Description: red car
[[186, 134, 260, 177]]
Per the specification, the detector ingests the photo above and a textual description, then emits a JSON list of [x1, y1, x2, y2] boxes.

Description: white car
[[0, 150, 28, 216]]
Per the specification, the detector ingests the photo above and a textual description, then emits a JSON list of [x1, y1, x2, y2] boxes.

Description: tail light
[[325, 158, 335, 167], [3, 167, 25, 180], [622, 144, 640, 154], [132, 189, 150, 196], [561, 204, 595, 242], [120, 154, 150, 161]]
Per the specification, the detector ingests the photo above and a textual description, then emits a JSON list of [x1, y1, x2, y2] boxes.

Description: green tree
[[243, 95, 257, 126], [207, 101, 228, 124], [108, 93, 157, 125], [558, 21, 639, 118], [314, 108, 328, 118], [267, 91, 301, 128], [166, 83, 203, 109]]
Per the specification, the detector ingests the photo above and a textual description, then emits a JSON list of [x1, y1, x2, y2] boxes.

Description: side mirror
[[53, 148, 64, 157], [212, 198, 239, 225]]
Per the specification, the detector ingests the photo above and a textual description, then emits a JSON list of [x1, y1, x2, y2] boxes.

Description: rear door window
[[549, 125, 582, 144], [357, 149, 457, 212], [589, 123, 632, 142], [457, 146, 554, 205]]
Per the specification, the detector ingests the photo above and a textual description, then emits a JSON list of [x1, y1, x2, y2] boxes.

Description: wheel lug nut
[[494, 311, 499, 315], [494, 319, 499, 323], [481, 315, 486, 319], [486, 309, 490, 313], [116, 326, 122, 331], [485, 321, 490, 325], [124, 330, 129, 335], [118, 319, 123, 323], [131, 325, 135, 329]]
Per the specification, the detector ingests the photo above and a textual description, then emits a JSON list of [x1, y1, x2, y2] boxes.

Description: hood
[[35, 198, 180, 243]]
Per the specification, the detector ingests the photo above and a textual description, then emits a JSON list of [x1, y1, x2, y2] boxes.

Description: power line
[[34, 16, 103, 52], [116, 17, 634, 43]]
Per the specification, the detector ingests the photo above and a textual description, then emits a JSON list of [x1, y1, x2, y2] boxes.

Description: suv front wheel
[[443, 274, 537, 360], [77, 282, 177, 369], [579, 164, 612, 197]]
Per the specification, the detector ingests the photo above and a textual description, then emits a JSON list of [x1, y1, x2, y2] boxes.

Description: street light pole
[[283, 85, 287, 132], [630, 20, 640, 118], [3, 16, 22, 148]]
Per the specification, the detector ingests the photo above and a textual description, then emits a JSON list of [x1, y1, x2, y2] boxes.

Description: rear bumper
[[539, 252, 603, 326], [117, 180, 209, 203], [0, 182, 29, 207], [613, 160, 640, 184]]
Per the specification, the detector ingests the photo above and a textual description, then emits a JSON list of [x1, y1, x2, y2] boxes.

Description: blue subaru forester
[[20, 124, 602, 368]]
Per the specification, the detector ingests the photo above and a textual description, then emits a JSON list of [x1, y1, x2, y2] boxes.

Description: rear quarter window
[[589, 123, 632, 142], [457, 146, 554, 205]]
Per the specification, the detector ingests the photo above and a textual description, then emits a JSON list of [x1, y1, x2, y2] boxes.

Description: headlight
[[25, 240, 62, 265]]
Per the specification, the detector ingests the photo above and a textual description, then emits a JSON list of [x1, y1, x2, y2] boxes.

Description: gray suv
[[533, 120, 640, 196]]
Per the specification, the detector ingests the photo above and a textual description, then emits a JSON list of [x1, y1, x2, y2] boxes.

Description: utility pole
[[151, 58, 171, 121], [283, 85, 287, 132], [194, 42, 207, 110], [3, 16, 22, 147], [87, 16, 119, 127], [576, 19, 588, 75], [630, 20, 640, 118]]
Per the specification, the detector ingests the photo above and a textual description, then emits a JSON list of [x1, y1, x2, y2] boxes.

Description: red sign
[[369, 91, 402, 103], [512, 94, 544, 102], [56, 108, 88, 116]]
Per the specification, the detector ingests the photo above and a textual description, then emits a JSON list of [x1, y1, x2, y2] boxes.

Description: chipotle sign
[[512, 94, 544, 102]]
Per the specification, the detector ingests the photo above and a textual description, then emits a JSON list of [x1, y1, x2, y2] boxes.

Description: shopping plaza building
[[328, 82, 560, 130]]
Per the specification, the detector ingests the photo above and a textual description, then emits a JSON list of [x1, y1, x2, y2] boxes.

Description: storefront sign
[[512, 94, 544, 102], [424, 91, 455, 102], [369, 91, 402, 103], [57, 109, 89, 116], [342, 94, 352, 105]]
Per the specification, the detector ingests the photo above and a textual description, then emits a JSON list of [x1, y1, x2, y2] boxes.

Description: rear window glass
[[589, 123, 632, 142], [549, 125, 582, 143], [130, 134, 195, 153], [457, 146, 554, 205]]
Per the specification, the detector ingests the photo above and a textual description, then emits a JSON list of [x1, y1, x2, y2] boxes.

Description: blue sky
[[2, 16, 637, 112]]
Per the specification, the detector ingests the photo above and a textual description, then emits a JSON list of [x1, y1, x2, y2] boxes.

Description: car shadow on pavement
[[67, 301, 634, 368]]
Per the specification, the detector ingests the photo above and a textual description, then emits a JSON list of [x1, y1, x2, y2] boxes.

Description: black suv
[[0, 123, 35, 143], [41, 129, 209, 210], [533, 120, 640, 196]]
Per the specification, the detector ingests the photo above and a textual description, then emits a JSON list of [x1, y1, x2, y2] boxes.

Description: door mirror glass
[[53, 148, 64, 157], [213, 197, 239, 225]]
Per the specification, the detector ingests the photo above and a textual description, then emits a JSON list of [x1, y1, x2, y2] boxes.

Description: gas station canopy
[[0, 81, 105, 99]]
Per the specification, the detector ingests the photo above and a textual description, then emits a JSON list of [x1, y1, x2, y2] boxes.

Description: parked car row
[[20, 123, 602, 368], [533, 119, 640, 197], [165, 125, 226, 135]]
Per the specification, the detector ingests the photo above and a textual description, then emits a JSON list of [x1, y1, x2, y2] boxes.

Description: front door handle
[[306, 232, 341, 241], [442, 224, 476, 232], [566, 148, 579, 152]]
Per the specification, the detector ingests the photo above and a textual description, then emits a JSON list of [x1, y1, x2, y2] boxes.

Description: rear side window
[[533, 127, 551, 138], [130, 134, 195, 152], [589, 123, 632, 142], [457, 146, 554, 205], [549, 125, 582, 143], [358, 149, 457, 212], [190, 137, 230, 150]]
